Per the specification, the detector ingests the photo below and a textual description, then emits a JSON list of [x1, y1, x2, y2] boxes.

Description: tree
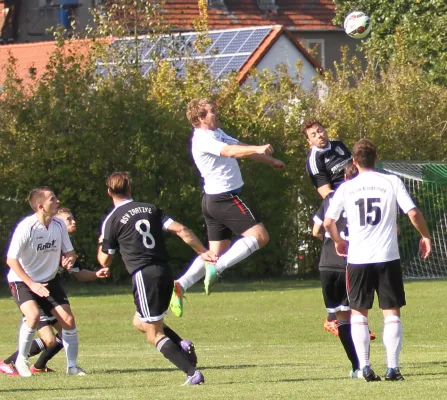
[[334, 0, 447, 85]]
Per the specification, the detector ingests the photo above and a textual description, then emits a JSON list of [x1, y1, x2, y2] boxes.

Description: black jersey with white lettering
[[101, 200, 172, 275], [306, 140, 352, 190], [313, 196, 347, 271]]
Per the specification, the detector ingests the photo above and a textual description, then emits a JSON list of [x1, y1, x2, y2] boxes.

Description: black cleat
[[385, 367, 404, 381], [363, 366, 381, 382]]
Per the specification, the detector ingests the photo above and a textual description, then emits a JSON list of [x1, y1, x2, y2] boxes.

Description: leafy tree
[[334, 0, 447, 85]]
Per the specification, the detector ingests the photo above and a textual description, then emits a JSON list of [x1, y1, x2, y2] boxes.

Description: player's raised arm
[[167, 221, 217, 263]]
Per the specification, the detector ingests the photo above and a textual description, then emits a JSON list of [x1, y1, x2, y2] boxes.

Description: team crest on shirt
[[335, 146, 345, 156]]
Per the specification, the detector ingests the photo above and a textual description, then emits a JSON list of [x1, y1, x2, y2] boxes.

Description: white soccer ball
[[344, 11, 372, 39]]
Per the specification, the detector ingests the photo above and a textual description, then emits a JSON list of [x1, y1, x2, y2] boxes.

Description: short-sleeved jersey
[[313, 196, 347, 271], [326, 171, 416, 264], [306, 140, 352, 190], [7, 215, 74, 283], [191, 128, 244, 195], [101, 199, 174, 275]]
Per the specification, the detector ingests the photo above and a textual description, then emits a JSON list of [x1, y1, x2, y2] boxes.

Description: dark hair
[[300, 118, 324, 138], [106, 172, 131, 197], [28, 186, 53, 211], [352, 139, 377, 169], [344, 160, 358, 179]]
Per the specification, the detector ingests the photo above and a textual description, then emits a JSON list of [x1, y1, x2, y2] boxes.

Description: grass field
[[1, 279, 446, 400]]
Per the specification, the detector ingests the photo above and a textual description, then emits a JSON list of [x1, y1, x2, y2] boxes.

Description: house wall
[[17, 0, 95, 42], [249, 34, 319, 92], [292, 30, 367, 72]]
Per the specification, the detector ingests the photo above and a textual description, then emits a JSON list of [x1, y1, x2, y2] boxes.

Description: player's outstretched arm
[[6, 257, 49, 297], [220, 143, 273, 159], [407, 208, 432, 259], [61, 250, 77, 271], [73, 268, 110, 282], [167, 221, 217, 263]]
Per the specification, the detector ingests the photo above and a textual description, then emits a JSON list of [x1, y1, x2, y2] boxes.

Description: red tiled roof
[[0, 26, 321, 87], [162, 0, 338, 31], [0, 4, 7, 36], [0, 40, 95, 87]]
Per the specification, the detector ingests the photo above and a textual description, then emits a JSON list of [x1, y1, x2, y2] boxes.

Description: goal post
[[377, 161, 447, 279]]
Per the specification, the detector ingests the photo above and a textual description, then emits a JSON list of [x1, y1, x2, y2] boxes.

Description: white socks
[[177, 256, 206, 292], [62, 328, 79, 368], [215, 236, 259, 275], [351, 314, 370, 369], [18, 323, 36, 360], [177, 236, 260, 291], [383, 315, 402, 368]]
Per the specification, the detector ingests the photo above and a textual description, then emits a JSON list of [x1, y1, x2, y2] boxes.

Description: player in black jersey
[[302, 118, 352, 335], [302, 118, 352, 199], [97, 172, 217, 386], [312, 162, 361, 378], [0, 208, 110, 376]]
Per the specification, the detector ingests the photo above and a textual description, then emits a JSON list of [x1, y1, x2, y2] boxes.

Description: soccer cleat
[[350, 369, 363, 379], [323, 319, 339, 337], [0, 361, 19, 376], [66, 365, 87, 376], [204, 262, 218, 295], [369, 331, 376, 341], [170, 281, 184, 318], [363, 365, 381, 382], [183, 370, 205, 386], [30, 365, 55, 374], [180, 340, 198, 367], [385, 367, 404, 381], [15, 357, 32, 378]]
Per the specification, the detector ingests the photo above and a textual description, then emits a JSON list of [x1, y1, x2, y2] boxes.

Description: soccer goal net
[[377, 161, 447, 279]]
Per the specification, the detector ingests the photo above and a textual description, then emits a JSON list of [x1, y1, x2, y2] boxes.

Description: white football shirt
[[191, 128, 244, 195], [7, 214, 74, 283], [326, 171, 416, 264]]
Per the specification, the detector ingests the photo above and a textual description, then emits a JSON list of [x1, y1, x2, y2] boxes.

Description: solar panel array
[[98, 27, 273, 79]]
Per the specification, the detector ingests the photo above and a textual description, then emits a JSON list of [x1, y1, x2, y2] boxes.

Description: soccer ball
[[344, 11, 372, 39]]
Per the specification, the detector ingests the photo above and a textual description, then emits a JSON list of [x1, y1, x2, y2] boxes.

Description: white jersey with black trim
[[326, 171, 416, 264], [7, 214, 74, 283], [191, 128, 244, 195]]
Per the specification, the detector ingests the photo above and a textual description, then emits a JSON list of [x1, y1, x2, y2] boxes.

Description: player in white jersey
[[170, 98, 286, 317], [6, 186, 85, 377], [324, 139, 432, 382], [0, 208, 110, 376]]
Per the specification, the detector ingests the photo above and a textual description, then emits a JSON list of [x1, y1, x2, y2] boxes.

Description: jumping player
[[170, 98, 286, 317]]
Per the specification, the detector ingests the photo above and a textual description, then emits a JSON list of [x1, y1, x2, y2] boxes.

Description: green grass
[[1, 280, 447, 399]]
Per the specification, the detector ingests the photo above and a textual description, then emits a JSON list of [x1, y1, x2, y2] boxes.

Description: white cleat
[[67, 365, 87, 376], [15, 357, 32, 378]]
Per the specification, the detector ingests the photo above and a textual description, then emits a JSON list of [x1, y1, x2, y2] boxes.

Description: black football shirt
[[306, 140, 352, 190], [101, 200, 172, 275], [313, 196, 347, 271]]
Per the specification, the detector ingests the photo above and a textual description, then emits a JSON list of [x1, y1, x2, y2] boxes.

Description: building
[[0, 0, 364, 73]]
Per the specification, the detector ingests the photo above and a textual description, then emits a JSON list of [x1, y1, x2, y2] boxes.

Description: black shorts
[[132, 264, 173, 323], [202, 191, 259, 241], [320, 269, 350, 313], [10, 278, 70, 322], [347, 259, 406, 310]]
